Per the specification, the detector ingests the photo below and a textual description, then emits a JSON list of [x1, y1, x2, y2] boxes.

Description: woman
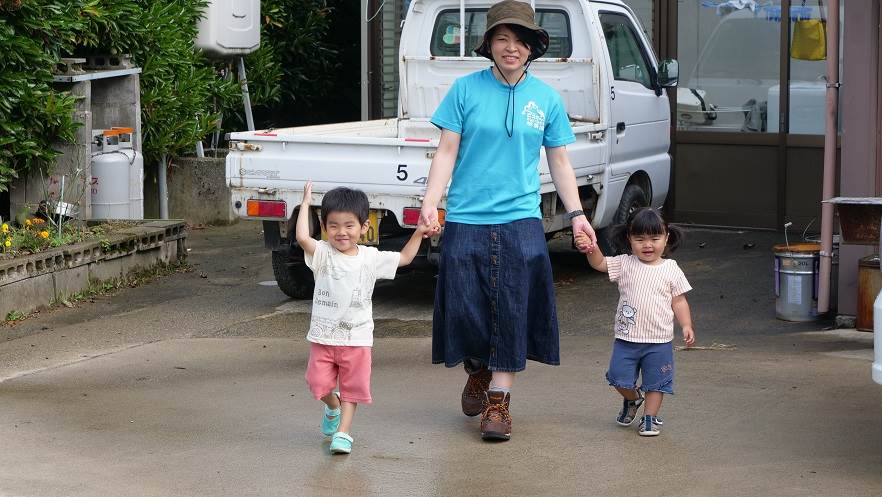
[[420, 0, 596, 441]]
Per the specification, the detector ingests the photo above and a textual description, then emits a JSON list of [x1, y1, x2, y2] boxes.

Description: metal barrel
[[774, 243, 821, 322]]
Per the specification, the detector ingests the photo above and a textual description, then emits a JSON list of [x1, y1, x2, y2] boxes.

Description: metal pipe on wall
[[237, 57, 255, 131], [361, 0, 369, 121], [158, 153, 168, 220], [819, 0, 840, 313]]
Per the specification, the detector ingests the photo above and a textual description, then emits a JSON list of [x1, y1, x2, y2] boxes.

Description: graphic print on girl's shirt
[[616, 302, 637, 335]]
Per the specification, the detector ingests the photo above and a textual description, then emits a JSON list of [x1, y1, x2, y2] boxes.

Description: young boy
[[296, 181, 435, 454]]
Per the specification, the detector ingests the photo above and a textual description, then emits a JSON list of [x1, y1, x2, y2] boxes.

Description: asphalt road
[[1, 222, 879, 497]]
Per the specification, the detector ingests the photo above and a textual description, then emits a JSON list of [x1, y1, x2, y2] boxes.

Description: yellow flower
[[40, 231, 49, 239], [25, 219, 31, 226], [4, 239, 10, 247], [1, 223, 8, 233], [33, 218, 44, 225]]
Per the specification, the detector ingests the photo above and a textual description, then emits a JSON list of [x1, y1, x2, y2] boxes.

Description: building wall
[[838, 1, 878, 315], [369, 0, 829, 233]]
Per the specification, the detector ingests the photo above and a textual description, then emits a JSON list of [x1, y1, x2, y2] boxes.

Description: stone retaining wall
[[0, 220, 186, 318], [144, 153, 236, 225]]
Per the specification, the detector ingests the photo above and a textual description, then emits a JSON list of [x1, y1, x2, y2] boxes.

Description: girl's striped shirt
[[606, 255, 692, 343]]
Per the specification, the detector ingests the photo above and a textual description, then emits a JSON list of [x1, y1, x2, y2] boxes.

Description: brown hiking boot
[[461, 366, 492, 417], [480, 390, 512, 441]]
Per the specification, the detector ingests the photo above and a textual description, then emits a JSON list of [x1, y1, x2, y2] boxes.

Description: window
[[786, 0, 843, 135], [599, 13, 654, 89], [675, 1, 843, 134], [430, 9, 572, 58], [677, 2, 783, 132]]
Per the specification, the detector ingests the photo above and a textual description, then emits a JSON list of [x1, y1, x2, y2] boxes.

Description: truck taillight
[[402, 207, 445, 226], [246, 199, 286, 218]]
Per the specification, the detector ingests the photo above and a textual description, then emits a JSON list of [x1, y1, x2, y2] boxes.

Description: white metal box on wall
[[196, 0, 260, 57]]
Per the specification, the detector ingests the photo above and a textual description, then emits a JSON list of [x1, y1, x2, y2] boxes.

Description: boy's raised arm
[[295, 181, 317, 257]]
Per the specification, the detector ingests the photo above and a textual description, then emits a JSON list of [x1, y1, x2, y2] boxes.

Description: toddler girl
[[576, 208, 695, 436]]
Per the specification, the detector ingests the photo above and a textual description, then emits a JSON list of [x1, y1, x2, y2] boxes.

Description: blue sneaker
[[330, 432, 353, 454], [638, 415, 663, 436], [616, 391, 644, 426], [321, 394, 341, 436]]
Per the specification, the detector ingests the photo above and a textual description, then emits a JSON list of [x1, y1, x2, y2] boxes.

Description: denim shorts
[[432, 219, 560, 372], [605, 339, 675, 394]]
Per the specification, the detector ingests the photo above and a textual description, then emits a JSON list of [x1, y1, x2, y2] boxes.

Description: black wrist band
[[565, 209, 585, 221]]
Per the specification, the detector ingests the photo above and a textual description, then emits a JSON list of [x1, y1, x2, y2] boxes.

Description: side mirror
[[657, 59, 679, 88]]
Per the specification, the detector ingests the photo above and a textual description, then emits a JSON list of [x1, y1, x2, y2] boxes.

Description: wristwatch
[[564, 209, 585, 221]]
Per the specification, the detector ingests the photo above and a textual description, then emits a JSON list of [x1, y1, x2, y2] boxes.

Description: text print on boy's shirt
[[305, 240, 400, 347]]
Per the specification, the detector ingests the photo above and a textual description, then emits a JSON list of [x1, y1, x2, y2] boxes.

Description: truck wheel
[[597, 184, 648, 255], [271, 250, 314, 299]]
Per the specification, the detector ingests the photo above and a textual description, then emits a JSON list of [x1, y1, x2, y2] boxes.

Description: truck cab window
[[600, 13, 653, 89], [431, 9, 572, 58]]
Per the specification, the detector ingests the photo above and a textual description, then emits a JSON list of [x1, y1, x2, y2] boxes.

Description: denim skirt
[[432, 218, 560, 372]]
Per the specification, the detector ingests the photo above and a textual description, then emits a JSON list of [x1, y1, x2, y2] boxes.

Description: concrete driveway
[[1, 223, 880, 497]]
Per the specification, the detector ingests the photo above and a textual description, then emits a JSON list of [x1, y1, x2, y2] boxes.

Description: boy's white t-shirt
[[606, 254, 692, 343], [304, 240, 400, 347]]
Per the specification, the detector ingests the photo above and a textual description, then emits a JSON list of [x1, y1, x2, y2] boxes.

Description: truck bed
[[227, 117, 604, 197], [229, 118, 442, 142]]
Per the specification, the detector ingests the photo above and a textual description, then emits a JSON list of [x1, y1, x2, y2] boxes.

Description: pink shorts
[[305, 343, 372, 404]]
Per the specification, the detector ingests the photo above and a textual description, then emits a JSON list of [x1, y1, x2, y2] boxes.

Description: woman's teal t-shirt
[[430, 68, 576, 225]]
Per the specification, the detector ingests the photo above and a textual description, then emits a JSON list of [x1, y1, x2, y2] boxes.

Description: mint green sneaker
[[321, 394, 341, 436], [330, 432, 353, 454]]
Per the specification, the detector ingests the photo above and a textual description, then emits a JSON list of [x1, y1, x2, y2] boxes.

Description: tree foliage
[[221, 0, 339, 132], [0, 0, 340, 191], [0, 1, 80, 192]]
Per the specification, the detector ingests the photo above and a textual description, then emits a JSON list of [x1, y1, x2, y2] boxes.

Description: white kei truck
[[225, 0, 679, 299]]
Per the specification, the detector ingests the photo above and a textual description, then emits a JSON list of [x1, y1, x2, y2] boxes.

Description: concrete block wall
[[92, 74, 142, 151], [0, 221, 186, 318], [144, 152, 237, 226]]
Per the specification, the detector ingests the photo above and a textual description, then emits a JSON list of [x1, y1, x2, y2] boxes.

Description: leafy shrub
[[0, 0, 340, 191], [0, 2, 80, 192]]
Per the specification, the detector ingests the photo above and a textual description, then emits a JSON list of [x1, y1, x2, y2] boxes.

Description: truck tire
[[272, 250, 314, 299], [597, 184, 648, 255]]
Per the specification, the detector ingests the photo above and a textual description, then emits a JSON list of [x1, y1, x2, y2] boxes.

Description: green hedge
[[0, 1, 82, 192], [0, 0, 337, 192]]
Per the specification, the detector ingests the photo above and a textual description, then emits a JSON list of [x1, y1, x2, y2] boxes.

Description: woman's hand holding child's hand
[[418, 203, 442, 238], [418, 204, 442, 239], [416, 218, 441, 237], [571, 218, 596, 254], [574, 231, 594, 253]]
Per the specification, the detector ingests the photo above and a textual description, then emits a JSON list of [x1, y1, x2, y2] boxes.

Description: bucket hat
[[474, 0, 550, 61]]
